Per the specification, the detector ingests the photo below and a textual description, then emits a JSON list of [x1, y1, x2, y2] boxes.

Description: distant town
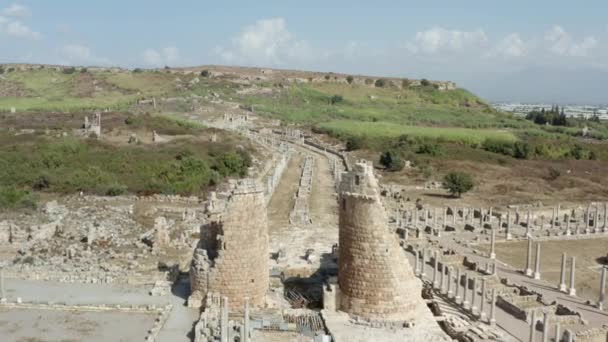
[[493, 103, 608, 120]]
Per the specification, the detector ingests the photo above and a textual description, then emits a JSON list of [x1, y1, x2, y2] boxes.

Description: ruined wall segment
[[338, 160, 427, 322], [189, 179, 269, 309]]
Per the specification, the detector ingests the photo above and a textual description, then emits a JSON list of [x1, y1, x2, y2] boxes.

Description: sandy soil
[[477, 237, 608, 300], [0, 308, 155, 342]]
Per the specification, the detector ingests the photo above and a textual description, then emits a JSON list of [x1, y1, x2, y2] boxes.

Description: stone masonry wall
[[338, 160, 428, 322], [189, 179, 269, 310]]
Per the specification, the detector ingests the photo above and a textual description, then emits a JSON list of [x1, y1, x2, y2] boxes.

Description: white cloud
[[5, 20, 40, 39], [60, 44, 111, 65], [409, 27, 488, 54], [3, 3, 31, 18], [545, 25, 597, 57], [0, 4, 40, 39], [490, 33, 527, 58], [216, 17, 318, 67], [142, 47, 181, 67]]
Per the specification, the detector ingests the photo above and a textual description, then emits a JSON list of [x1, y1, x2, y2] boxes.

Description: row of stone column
[[219, 296, 250, 342], [414, 249, 497, 325], [529, 310, 577, 342], [404, 204, 608, 235]]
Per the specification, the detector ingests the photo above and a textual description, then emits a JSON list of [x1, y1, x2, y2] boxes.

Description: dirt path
[[267, 146, 339, 269], [267, 154, 303, 230]]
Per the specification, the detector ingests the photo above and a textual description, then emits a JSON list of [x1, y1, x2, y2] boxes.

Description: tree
[[379, 151, 404, 171], [420, 78, 431, 87], [374, 79, 386, 88], [346, 75, 354, 84], [200, 70, 210, 77], [443, 171, 474, 198]]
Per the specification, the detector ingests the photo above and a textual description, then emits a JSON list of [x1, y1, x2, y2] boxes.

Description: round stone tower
[[338, 160, 426, 322], [189, 179, 269, 309]]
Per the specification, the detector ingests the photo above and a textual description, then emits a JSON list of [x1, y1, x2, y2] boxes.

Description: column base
[[568, 288, 576, 296], [490, 253, 496, 259], [489, 318, 496, 327], [559, 284, 567, 292], [525, 268, 533, 277], [463, 300, 470, 310], [534, 272, 541, 280]]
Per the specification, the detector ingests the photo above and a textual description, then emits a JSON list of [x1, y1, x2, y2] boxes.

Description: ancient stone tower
[[189, 179, 269, 309], [338, 160, 427, 322]]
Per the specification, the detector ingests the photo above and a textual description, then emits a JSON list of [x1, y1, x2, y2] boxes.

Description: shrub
[[379, 150, 404, 171], [80, 68, 88, 73], [401, 78, 411, 88], [106, 184, 127, 196], [443, 171, 474, 197], [132, 68, 143, 73], [420, 78, 431, 87], [513, 142, 530, 159], [345, 136, 364, 151], [546, 167, 561, 181], [62, 67, 77, 74], [570, 145, 585, 160], [0, 66, 4, 74], [330, 95, 344, 105], [364, 78, 374, 85], [346, 75, 354, 84], [416, 142, 441, 156], [200, 70, 210, 77], [32, 174, 51, 190], [374, 79, 386, 88], [0, 186, 37, 209], [324, 74, 331, 80]]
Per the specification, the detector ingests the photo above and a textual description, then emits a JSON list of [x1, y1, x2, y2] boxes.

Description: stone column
[[443, 208, 448, 229], [462, 273, 469, 309], [585, 207, 590, 233], [447, 267, 453, 298], [490, 288, 496, 326], [557, 253, 567, 292], [534, 242, 541, 280], [421, 249, 427, 277], [471, 277, 478, 315], [0, 269, 4, 299], [415, 249, 420, 277], [480, 278, 487, 321], [414, 209, 419, 227], [554, 322, 561, 342], [221, 296, 229, 342], [490, 227, 496, 259], [598, 266, 606, 310], [455, 268, 461, 302], [542, 312, 549, 342], [440, 262, 446, 294], [527, 211, 531, 231], [551, 208, 556, 230], [434, 208, 438, 227], [453, 209, 457, 226], [565, 329, 574, 342], [529, 310, 537, 342], [506, 211, 512, 240], [479, 209, 484, 228], [604, 202, 608, 230], [432, 251, 439, 289], [243, 298, 250, 342], [525, 238, 534, 276], [568, 257, 576, 296], [566, 215, 571, 235], [594, 208, 599, 232]]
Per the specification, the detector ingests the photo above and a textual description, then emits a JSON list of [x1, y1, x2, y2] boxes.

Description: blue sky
[[1, 0, 607, 103]]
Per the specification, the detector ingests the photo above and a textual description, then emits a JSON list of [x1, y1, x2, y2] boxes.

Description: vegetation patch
[[0, 134, 252, 206]]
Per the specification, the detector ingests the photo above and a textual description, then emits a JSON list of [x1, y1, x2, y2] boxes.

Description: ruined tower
[[338, 160, 427, 322], [189, 179, 269, 309]]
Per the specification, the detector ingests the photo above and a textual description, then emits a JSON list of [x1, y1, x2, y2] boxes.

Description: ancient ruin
[[189, 179, 269, 310]]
